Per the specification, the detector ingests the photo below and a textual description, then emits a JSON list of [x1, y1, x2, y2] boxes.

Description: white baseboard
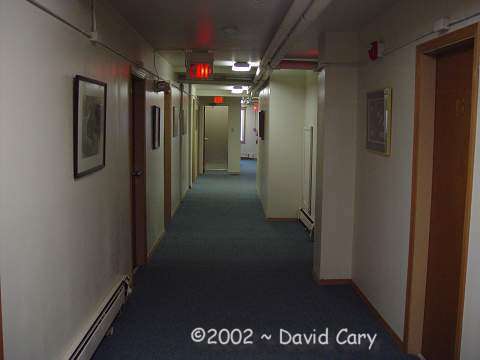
[[66, 276, 130, 360]]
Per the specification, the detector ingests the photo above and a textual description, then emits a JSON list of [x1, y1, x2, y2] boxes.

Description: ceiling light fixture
[[231, 85, 249, 94], [231, 86, 244, 94], [232, 61, 251, 72], [222, 26, 239, 36]]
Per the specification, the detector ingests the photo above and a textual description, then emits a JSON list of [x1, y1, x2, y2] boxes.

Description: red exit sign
[[189, 63, 212, 80], [213, 96, 224, 104]]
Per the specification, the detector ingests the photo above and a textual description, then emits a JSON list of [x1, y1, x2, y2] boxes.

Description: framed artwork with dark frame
[[152, 106, 161, 149], [258, 110, 265, 140], [366, 88, 392, 156], [73, 75, 107, 179]]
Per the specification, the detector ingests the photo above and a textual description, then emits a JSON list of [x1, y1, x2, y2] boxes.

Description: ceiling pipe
[[251, 0, 332, 95]]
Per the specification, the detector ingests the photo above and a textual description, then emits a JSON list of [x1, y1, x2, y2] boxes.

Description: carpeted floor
[[93, 160, 415, 360]]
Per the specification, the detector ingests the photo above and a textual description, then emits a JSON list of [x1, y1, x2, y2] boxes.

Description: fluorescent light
[[231, 85, 249, 94], [232, 61, 251, 72]]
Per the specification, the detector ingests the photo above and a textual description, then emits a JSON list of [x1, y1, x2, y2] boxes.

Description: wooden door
[[164, 90, 172, 226], [422, 43, 474, 360], [130, 76, 147, 267]]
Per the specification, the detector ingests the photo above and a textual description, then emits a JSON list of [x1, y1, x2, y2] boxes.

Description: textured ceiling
[[108, 0, 399, 92], [108, 0, 294, 63]]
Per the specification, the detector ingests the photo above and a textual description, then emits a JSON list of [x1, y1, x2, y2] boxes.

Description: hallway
[[94, 161, 412, 359]]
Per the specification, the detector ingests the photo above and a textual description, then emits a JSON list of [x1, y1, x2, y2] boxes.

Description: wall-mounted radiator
[[68, 277, 130, 360]]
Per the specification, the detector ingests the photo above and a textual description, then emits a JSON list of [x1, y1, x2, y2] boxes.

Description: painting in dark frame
[[73, 75, 107, 179], [366, 88, 392, 155], [258, 110, 265, 140], [152, 106, 161, 149]]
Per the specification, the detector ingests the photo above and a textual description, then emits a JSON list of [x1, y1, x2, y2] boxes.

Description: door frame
[[405, 24, 480, 358], [129, 74, 148, 268], [163, 86, 172, 226]]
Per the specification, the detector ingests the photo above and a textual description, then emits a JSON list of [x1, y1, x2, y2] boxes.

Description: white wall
[[352, 0, 480, 349], [226, 98, 241, 174], [0, 0, 180, 359], [257, 87, 271, 212], [257, 70, 305, 219], [181, 90, 190, 196], [314, 64, 357, 280], [241, 106, 257, 159], [462, 80, 480, 359], [303, 72, 319, 216], [171, 87, 183, 214], [145, 85, 165, 253]]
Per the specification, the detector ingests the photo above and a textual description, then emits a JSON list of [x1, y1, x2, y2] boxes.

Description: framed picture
[[258, 110, 265, 140], [73, 75, 107, 178], [151, 106, 161, 149], [366, 88, 392, 155], [173, 106, 179, 137]]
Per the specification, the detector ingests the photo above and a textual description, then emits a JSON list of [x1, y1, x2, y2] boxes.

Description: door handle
[[131, 170, 144, 177], [204, 138, 209, 141]]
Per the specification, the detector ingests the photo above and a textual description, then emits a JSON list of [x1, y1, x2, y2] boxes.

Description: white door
[[204, 106, 229, 170]]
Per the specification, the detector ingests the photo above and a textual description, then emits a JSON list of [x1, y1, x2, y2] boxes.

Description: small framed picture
[[73, 75, 107, 178], [366, 88, 392, 155], [152, 106, 161, 149], [259, 111, 265, 140]]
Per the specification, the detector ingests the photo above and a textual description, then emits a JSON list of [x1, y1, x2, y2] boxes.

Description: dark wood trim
[[405, 23, 479, 359], [164, 89, 172, 226], [351, 282, 404, 350], [316, 279, 352, 286], [417, 24, 477, 54], [129, 75, 135, 270], [265, 218, 298, 222], [312, 275, 405, 351]]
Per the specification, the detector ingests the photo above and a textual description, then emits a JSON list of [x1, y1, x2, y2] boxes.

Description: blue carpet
[[93, 160, 414, 359]]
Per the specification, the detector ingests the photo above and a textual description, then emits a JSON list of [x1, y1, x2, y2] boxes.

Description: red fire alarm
[[213, 96, 224, 104], [368, 41, 385, 61]]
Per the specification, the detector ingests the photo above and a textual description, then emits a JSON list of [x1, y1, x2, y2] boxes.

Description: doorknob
[[131, 170, 144, 177], [204, 138, 209, 141]]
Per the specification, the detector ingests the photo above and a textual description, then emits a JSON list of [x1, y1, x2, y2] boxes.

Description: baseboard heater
[[68, 276, 130, 360], [299, 208, 315, 232]]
